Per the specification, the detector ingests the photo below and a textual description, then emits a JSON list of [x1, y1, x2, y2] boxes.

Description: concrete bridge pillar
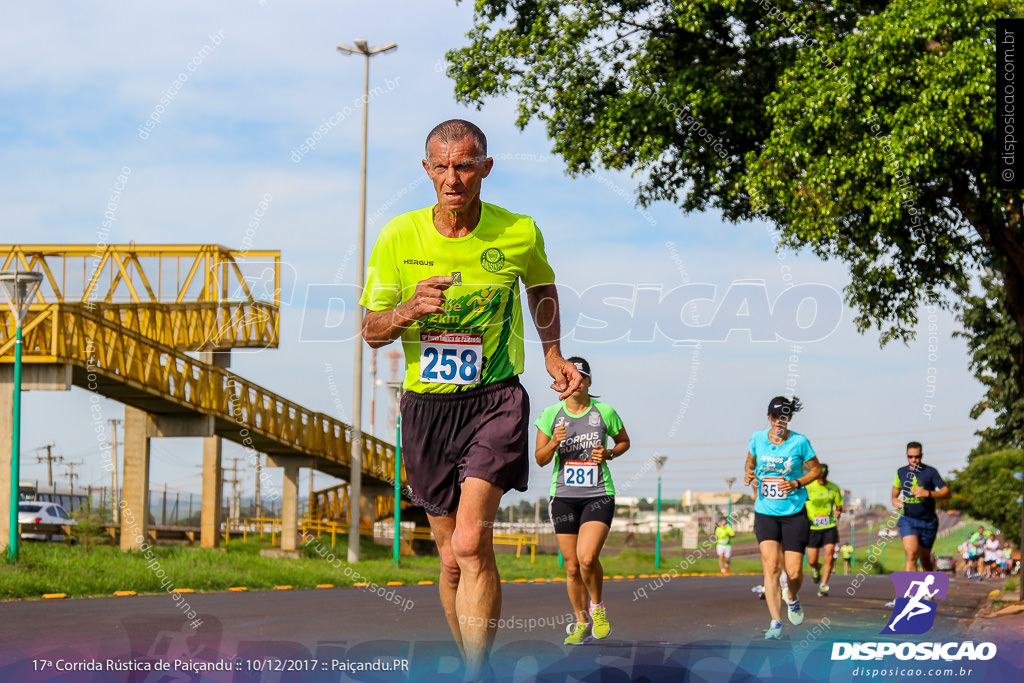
[[0, 364, 71, 556], [360, 484, 392, 534], [120, 409, 213, 551], [119, 406, 151, 551], [200, 349, 230, 549], [265, 455, 312, 554]]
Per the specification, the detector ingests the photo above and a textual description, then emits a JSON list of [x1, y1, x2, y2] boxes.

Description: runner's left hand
[[592, 446, 610, 464]]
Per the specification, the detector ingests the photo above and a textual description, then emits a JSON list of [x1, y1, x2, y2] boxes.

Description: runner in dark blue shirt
[[891, 441, 950, 571]]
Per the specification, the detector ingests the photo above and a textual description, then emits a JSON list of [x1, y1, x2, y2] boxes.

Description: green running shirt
[[804, 480, 843, 530], [535, 400, 623, 499], [359, 203, 555, 393]]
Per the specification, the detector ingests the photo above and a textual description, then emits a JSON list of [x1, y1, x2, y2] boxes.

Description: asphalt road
[[0, 571, 1014, 682]]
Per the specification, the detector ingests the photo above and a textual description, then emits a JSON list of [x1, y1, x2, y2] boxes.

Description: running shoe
[[591, 606, 611, 639], [564, 622, 592, 645], [784, 594, 805, 625], [764, 620, 783, 640], [812, 567, 821, 584], [818, 584, 829, 597]]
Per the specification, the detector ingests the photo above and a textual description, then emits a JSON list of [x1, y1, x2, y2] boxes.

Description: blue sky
[[2, 1, 990, 511]]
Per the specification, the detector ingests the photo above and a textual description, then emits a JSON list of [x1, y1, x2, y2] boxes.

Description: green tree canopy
[[947, 447, 1023, 544], [449, 0, 1024, 349], [957, 273, 1024, 448]]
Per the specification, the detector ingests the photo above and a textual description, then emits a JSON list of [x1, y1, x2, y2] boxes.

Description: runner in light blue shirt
[[744, 395, 822, 641]]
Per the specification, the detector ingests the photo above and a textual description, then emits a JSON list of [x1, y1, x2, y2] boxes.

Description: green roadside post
[[654, 456, 667, 569], [384, 381, 404, 567], [1, 270, 44, 563]]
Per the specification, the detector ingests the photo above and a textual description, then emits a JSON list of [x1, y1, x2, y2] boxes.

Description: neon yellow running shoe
[[564, 622, 592, 645], [591, 605, 611, 639]]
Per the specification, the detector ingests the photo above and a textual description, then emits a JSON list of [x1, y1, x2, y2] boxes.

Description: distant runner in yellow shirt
[[840, 542, 854, 575], [714, 517, 735, 575]]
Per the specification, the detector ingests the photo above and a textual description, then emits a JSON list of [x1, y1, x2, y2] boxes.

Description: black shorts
[[807, 526, 840, 549], [400, 376, 529, 516], [754, 511, 810, 553], [549, 496, 615, 535]]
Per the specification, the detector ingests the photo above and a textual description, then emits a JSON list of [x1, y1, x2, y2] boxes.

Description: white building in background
[[613, 497, 755, 536], [682, 489, 745, 508]]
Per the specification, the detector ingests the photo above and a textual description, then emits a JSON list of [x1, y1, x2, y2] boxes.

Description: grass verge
[[2, 536, 762, 601]]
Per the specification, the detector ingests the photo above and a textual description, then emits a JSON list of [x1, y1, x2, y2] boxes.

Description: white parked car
[[18, 501, 75, 541]]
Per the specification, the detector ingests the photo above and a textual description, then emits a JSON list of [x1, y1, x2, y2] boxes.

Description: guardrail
[[233, 519, 539, 562], [403, 526, 539, 562], [18, 523, 74, 543]]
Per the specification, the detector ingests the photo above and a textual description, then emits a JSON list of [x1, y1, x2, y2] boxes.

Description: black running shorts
[[400, 376, 529, 516], [548, 496, 615, 535], [806, 526, 840, 549], [754, 510, 810, 553]]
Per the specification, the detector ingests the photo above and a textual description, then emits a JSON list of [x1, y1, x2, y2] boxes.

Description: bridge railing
[[1, 303, 399, 485], [1, 245, 281, 351]]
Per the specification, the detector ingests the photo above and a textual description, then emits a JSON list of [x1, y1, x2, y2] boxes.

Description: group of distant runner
[[358, 118, 975, 675], [959, 526, 1015, 579]]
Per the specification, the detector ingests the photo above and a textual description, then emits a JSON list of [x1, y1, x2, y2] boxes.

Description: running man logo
[[882, 571, 949, 635]]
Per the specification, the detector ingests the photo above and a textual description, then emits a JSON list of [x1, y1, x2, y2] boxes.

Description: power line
[[611, 446, 973, 479], [622, 436, 977, 465], [633, 424, 981, 450]]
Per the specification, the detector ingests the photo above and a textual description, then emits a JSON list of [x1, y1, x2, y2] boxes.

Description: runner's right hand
[[398, 276, 454, 322], [552, 424, 567, 445]]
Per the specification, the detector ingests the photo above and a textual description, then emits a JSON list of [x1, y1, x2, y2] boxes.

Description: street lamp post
[[383, 381, 404, 566], [724, 477, 736, 523], [653, 455, 667, 569], [337, 37, 397, 563], [1, 270, 43, 563]]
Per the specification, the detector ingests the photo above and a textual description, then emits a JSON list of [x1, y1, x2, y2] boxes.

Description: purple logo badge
[[882, 571, 949, 635]]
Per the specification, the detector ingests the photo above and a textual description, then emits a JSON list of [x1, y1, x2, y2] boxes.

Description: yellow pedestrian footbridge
[[0, 245, 402, 554]]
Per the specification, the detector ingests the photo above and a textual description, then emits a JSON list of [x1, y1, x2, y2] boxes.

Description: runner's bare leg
[[577, 520, 611, 606], [556, 533, 589, 623], [452, 477, 504, 679], [426, 513, 464, 659]]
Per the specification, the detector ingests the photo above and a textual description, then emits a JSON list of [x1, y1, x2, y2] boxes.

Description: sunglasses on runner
[[907, 454, 922, 459]]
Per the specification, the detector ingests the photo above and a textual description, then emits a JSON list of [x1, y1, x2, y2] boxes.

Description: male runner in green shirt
[[804, 463, 843, 597], [360, 119, 580, 678]]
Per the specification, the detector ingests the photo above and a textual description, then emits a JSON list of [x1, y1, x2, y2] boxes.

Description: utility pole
[[370, 348, 377, 437], [230, 458, 241, 521], [222, 459, 240, 524], [309, 465, 315, 521], [63, 460, 82, 493], [109, 419, 122, 523], [254, 452, 262, 517], [33, 443, 62, 487]]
